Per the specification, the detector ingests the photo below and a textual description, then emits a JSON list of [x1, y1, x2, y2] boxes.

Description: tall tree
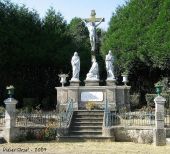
[[68, 17, 91, 81], [101, 0, 170, 94]]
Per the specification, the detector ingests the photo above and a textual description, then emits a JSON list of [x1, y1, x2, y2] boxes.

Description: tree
[[0, 2, 73, 109], [101, 0, 170, 95], [0, 0, 42, 106], [68, 17, 91, 81]]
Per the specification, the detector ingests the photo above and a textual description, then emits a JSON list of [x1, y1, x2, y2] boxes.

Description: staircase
[[58, 110, 114, 141]]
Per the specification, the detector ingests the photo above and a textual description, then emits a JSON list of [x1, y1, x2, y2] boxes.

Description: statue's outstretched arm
[[96, 18, 104, 27], [81, 19, 87, 25]]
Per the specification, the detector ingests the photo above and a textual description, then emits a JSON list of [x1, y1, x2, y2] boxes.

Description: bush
[[117, 104, 129, 113], [43, 127, 56, 141], [145, 93, 170, 108], [0, 106, 5, 113], [130, 93, 140, 108], [85, 102, 96, 110], [26, 130, 36, 140]]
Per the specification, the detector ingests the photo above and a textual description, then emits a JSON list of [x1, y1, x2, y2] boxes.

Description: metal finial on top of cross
[[82, 10, 105, 60]]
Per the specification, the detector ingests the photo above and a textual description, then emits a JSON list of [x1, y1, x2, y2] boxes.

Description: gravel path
[[0, 141, 170, 154]]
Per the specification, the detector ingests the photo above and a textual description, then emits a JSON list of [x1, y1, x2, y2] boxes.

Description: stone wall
[[166, 128, 170, 137], [56, 85, 131, 111], [2, 126, 70, 142], [5, 127, 56, 142], [103, 126, 153, 144]]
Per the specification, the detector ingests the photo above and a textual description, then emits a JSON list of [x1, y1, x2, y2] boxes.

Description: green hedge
[[145, 93, 170, 108], [130, 94, 140, 108]]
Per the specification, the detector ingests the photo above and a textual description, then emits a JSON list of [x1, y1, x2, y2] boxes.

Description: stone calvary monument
[[56, 10, 130, 111]]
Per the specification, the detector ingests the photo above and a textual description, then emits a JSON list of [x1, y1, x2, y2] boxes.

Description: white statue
[[105, 50, 115, 80], [86, 58, 99, 80], [82, 18, 104, 52], [71, 52, 80, 81]]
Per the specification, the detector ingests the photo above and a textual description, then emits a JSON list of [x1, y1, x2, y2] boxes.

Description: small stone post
[[4, 98, 18, 142], [153, 95, 166, 146]]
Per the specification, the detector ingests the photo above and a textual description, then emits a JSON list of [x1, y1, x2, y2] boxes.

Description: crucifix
[[82, 10, 105, 60]]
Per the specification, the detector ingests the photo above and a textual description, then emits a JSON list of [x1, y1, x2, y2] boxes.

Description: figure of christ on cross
[[82, 10, 104, 58]]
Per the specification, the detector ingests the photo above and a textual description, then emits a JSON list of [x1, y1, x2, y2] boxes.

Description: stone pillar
[[68, 87, 79, 110], [153, 96, 166, 146], [124, 86, 131, 110], [116, 86, 131, 111], [56, 87, 68, 112], [4, 98, 18, 142], [106, 86, 116, 111]]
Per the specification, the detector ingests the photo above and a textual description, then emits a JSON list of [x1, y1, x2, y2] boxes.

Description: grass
[[0, 141, 170, 154]]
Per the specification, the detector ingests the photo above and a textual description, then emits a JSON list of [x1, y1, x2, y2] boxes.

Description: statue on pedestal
[[86, 58, 99, 80], [71, 52, 80, 81], [105, 50, 115, 80]]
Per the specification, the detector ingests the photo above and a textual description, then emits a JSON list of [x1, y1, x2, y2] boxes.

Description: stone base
[[56, 85, 131, 111], [102, 127, 115, 138], [84, 80, 99, 86], [153, 128, 166, 146], [106, 79, 116, 86], [70, 80, 80, 86]]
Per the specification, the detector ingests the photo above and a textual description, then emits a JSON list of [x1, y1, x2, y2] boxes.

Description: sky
[[10, 0, 127, 30]]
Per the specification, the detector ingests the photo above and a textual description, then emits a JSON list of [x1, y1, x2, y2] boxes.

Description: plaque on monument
[[81, 91, 103, 102]]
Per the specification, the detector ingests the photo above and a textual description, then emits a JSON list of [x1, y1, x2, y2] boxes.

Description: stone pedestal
[[116, 86, 131, 111], [70, 80, 80, 86], [106, 79, 116, 86], [153, 96, 166, 146], [153, 128, 166, 146], [4, 98, 18, 143], [84, 80, 99, 86], [56, 85, 130, 111]]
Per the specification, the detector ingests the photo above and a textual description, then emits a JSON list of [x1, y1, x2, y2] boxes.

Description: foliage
[[15, 127, 56, 142], [68, 17, 91, 81], [25, 130, 36, 140], [139, 106, 155, 112], [155, 77, 169, 92], [130, 93, 140, 109], [117, 104, 129, 113], [85, 102, 96, 110], [101, 0, 170, 96], [0, 1, 91, 108], [2, 0, 170, 109], [145, 93, 170, 108], [0, 106, 5, 113]]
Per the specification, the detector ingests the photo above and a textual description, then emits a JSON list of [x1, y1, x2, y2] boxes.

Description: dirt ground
[[0, 141, 170, 154]]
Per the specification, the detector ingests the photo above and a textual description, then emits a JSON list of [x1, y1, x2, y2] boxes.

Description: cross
[[83, 10, 105, 61], [84, 10, 105, 23]]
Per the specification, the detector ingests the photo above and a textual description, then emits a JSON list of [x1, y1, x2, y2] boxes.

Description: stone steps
[[73, 122, 103, 126], [70, 130, 102, 136], [70, 126, 102, 132], [74, 111, 104, 116], [57, 136, 114, 142], [68, 111, 104, 139], [73, 118, 103, 123], [74, 115, 103, 118]]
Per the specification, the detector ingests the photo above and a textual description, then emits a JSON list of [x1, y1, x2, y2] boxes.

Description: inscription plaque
[[81, 92, 103, 102]]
